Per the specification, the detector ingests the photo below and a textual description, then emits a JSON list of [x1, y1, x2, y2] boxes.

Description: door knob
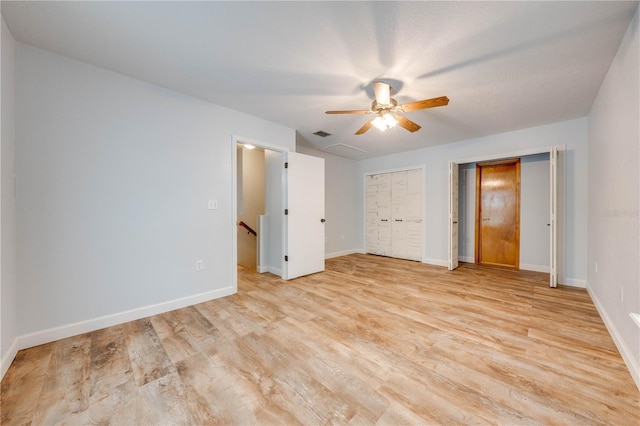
[[320, 218, 326, 223]]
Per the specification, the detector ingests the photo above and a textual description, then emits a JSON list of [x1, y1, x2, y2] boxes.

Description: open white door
[[283, 152, 325, 280], [448, 161, 459, 270], [550, 147, 558, 287]]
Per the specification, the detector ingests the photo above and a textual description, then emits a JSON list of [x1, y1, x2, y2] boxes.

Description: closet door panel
[[406, 221, 423, 261], [378, 219, 392, 256], [405, 169, 423, 221], [391, 171, 407, 219], [391, 221, 408, 259]]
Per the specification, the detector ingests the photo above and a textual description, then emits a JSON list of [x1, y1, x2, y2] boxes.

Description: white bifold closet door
[[366, 169, 422, 261]]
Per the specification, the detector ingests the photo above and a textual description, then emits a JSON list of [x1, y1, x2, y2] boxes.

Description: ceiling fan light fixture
[[372, 112, 397, 131]]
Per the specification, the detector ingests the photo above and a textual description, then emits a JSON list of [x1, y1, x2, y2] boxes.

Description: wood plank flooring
[[2, 254, 639, 425]]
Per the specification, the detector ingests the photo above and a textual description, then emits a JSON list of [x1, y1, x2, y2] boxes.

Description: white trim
[[233, 135, 291, 155], [587, 285, 640, 391], [559, 277, 586, 288], [326, 248, 365, 259], [423, 258, 449, 267], [257, 266, 269, 273], [453, 145, 562, 165], [631, 313, 640, 329], [0, 338, 20, 381], [459, 256, 474, 263], [520, 263, 551, 273], [16, 286, 234, 351], [265, 266, 282, 276]]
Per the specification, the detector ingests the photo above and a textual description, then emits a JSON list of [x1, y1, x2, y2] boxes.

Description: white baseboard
[[257, 266, 268, 273], [266, 266, 282, 277], [560, 277, 586, 288], [587, 285, 640, 391], [460, 258, 550, 274], [325, 248, 365, 259], [423, 258, 449, 267], [520, 263, 550, 273], [16, 286, 236, 354], [1, 337, 20, 381]]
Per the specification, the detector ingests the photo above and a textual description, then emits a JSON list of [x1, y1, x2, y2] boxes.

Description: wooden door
[[475, 159, 521, 268]]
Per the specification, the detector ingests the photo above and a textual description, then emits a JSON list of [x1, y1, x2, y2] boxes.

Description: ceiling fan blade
[[395, 115, 422, 133], [399, 96, 449, 112], [325, 109, 372, 114], [373, 81, 391, 105], [355, 119, 374, 135]]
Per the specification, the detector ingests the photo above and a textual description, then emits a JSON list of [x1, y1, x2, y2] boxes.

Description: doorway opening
[[232, 136, 289, 291], [449, 146, 561, 287]]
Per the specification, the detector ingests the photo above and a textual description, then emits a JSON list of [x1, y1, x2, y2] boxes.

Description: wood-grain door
[[475, 159, 521, 268], [404, 169, 423, 261]]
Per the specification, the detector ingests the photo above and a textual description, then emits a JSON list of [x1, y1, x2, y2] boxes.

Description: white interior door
[[405, 169, 423, 261], [391, 171, 408, 259], [550, 147, 558, 287], [366, 175, 379, 255], [449, 161, 459, 270], [377, 173, 392, 256], [283, 152, 325, 280]]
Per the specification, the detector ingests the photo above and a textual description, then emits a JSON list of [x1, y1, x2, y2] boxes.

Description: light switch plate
[[208, 200, 219, 210]]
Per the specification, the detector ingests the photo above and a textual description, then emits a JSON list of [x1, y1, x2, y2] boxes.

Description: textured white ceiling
[[2, 1, 638, 158]]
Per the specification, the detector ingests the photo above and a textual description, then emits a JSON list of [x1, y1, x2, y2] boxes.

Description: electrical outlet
[[208, 200, 219, 210], [196, 260, 204, 271]]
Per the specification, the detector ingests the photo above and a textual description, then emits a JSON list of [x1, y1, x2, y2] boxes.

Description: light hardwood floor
[[2, 254, 639, 424]]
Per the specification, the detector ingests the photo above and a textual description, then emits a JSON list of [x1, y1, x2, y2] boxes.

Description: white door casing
[[405, 169, 423, 261], [391, 171, 408, 259], [449, 161, 459, 270], [283, 152, 325, 280], [550, 147, 558, 287]]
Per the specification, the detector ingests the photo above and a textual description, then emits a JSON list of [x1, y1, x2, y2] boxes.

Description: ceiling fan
[[325, 81, 449, 135]]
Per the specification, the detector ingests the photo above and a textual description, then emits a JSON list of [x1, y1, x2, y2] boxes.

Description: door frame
[[450, 145, 564, 287], [474, 158, 521, 268], [363, 165, 425, 262], [231, 135, 290, 292]]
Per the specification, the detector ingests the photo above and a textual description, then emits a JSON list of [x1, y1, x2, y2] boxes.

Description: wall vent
[[313, 130, 332, 137]]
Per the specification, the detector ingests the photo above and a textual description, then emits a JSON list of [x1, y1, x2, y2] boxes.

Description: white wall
[[520, 154, 551, 270], [1, 14, 18, 379], [356, 118, 587, 284], [296, 145, 360, 258], [457, 154, 550, 272], [458, 163, 476, 261], [587, 6, 639, 390], [14, 44, 295, 345]]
